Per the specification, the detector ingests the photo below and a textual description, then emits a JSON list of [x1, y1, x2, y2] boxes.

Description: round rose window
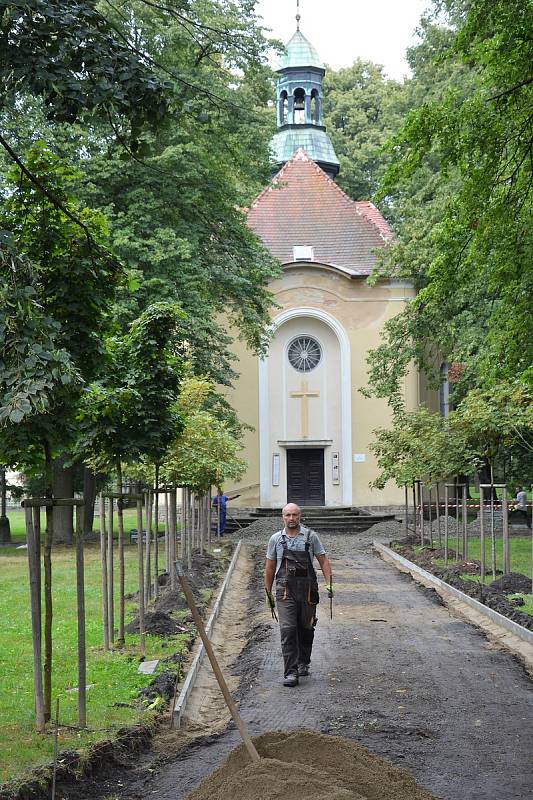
[[287, 336, 322, 372]]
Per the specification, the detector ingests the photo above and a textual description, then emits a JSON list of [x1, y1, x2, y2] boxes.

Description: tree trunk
[[154, 465, 159, 599], [164, 491, 169, 573], [107, 498, 114, 644], [116, 461, 125, 647], [43, 438, 54, 722], [144, 491, 152, 606], [25, 505, 45, 731], [186, 488, 192, 570], [478, 459, 497, 500], [99, 493, 110, 650], [83, 467, 98, 536], [136, 498, 145, 653], [74, 505, 86, 727], [0, 467, 11, 543], [169, 490, 177, 590], [52, 456, 73, 544]]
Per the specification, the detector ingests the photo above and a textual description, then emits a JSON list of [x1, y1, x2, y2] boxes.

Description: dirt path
[[88, 531, 533, 800]]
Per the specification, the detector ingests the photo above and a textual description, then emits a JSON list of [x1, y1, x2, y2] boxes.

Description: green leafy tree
[[79, 302, 186, 643], [323, 60, 409, 211], [1, 3, 279, 371], [74, 1, 280, 381], [0, 145, 121, 722], [161, 376, 246, 491], [450, 382, 533, 485], [366, 0, 533, 404], [370, 407, 478, 491]]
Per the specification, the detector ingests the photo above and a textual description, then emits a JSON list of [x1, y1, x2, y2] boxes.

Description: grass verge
[[1, 507, 168, 544], [0, 542, 189, 783], [416, 536, 532, 617]]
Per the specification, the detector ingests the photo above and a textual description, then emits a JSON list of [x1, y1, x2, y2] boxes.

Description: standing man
[[264, 503, 333, 687]]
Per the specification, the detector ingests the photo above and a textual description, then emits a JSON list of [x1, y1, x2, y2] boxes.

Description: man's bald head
[[282, 503, 301, 531], [282, 502, 301, 515]]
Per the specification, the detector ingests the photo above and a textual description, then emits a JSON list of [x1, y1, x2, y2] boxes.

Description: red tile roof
[[247, 149, 392, 276]]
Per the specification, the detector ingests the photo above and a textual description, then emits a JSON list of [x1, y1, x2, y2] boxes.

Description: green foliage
[[0, 0, 171, 127], [0, 144, 121, 472], [450, 382, 533, 480], [370, 407, 479, 489], [1, 0, 279, 384], [78, 302, 186, 471], [161, 375, 246, 490], [367, 0, 533, 401], [0, 242, 79, 426], [76, 0, 280, 378], [0, 142, 122, 379], [323, 60, 409, 211]]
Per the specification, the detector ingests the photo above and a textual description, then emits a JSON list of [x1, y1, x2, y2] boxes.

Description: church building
[[226, 25, 423, 510]]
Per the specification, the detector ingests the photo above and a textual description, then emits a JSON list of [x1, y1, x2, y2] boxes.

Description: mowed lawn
[[0, 517, 187, 783]]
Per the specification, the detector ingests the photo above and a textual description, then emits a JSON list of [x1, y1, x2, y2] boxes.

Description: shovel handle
[[175, 563, 260, 763]]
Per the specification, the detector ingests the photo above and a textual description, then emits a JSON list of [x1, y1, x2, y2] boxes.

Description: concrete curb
[[173, 539, 243, 728], [374, 541, 533, 647]]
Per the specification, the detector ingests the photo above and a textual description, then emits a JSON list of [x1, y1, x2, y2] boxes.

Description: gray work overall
[[275, 532, 319, 677]]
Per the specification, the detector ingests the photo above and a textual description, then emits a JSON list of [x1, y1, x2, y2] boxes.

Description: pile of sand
[[185, 730, 436, 800]]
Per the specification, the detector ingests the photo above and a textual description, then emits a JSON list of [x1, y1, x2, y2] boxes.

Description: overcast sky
[[255, 0, 431, 80]]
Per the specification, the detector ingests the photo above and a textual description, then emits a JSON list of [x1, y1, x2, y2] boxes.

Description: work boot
[[283, 673, 299, 687], [297, 663, 310, 677]]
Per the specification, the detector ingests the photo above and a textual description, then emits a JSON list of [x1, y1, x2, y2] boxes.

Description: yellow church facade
[[224, 30, 428, 510]]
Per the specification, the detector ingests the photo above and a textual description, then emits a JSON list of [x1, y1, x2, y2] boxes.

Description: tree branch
[[488, 77, 533, 103], [0, 134, 93, 243]]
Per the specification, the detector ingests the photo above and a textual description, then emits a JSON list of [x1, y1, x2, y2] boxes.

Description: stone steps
[[222, 507, 395, 535]]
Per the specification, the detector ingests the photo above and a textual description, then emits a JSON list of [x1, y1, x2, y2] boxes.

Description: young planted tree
[[79, 303, 185, 644], [370, 407, 479, 542], [0, 145, 121, 721], [161, 376, 246, 565], [450, 382, 533, 486]]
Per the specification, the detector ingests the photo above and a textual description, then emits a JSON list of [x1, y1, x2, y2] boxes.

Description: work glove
[[265, 589, 275, 611], [325, 583, 334, 599]]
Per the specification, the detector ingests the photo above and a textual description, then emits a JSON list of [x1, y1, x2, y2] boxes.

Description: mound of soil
[[138, 671, 176, 702], [490, 572, 532, 594], [125, 610, 187, 636], [185, 730, 436, 800]]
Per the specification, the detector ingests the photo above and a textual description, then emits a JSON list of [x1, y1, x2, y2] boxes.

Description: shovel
[[175, 562, 260, 763]]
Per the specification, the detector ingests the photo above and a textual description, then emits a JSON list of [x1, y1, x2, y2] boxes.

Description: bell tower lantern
[[271, 16, 339, 179]]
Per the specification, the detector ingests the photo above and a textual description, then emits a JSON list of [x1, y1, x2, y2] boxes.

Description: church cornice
[[277, 123, 327, 133], [281, 260, 364, 278]]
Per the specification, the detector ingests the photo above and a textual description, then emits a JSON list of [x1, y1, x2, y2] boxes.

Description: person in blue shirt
[[264, 503, 333, 687], [212, 492, 228, 535], [211, 491, 240, 536]]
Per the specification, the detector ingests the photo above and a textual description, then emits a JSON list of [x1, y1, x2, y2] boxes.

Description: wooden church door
[[286, 448, 325, 506]]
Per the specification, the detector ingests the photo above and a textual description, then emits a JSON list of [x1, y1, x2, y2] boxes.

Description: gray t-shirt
[[266, 526, 326, 575]]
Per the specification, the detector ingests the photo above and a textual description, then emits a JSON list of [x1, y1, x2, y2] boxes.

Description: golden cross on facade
[[290, 380, 320, 439]]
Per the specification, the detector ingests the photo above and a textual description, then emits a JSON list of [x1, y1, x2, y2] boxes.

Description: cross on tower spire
[[296, 0, 301, 31]]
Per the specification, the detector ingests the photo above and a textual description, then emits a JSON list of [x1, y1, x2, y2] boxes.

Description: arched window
[[293, 88, 305, 124], [311, 89, 320, 124], [279, 90, 288, 125]]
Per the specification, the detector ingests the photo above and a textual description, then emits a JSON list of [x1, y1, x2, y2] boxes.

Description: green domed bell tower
[[270, 13, 339, 179]]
